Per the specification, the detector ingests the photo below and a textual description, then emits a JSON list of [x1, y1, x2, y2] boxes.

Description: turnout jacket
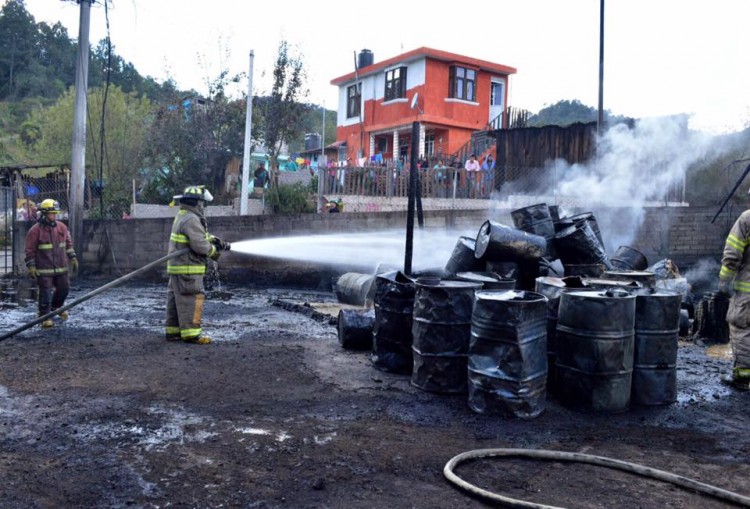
[[24, 219, 76, 275], [720, 209, 750, 293], [167, 203, 218, 276]]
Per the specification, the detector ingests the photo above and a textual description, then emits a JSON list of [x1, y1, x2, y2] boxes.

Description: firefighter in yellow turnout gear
[[166, 186, 230, 344], [719, 200, 750, 391]]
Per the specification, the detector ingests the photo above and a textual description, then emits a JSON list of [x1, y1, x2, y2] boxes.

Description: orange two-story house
[[331, 47, 516, 164]]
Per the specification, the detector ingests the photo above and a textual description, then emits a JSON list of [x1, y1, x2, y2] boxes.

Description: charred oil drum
[[455, 272, 516, 290], [582, 278, 641, 291], [372, 271, 416, 374], [632, 289, 682, 405], [548, 205, 561, 222], [555, 212, 604, 247], [564, 263, 605, 278], [411, 281, 482, 393], [556, 289, 636, 413], [444, 236, 485, 276], [610, 246, 648, 271], [554, 220, 611, 269], [511, 203, 557, 259], [534, 277, 569, 389], [337, 308, 376, 350], [602, 270, 656, 288], [475, 221, 547, 262], [335, 272, 376, 306], [468, 290, 548, 418]]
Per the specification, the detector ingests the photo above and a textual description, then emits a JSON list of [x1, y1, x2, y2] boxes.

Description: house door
[[489, 80, 505, 128]]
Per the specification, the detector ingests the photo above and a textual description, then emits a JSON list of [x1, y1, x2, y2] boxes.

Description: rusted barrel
[[610, 246, 648, 271], [444, 236, 485, 276], [372, 271, 416, 374], [554, 220, 611, 269], [511, 203, 557, 258], [556, 289, 636, 413], [411, 280, 482, 393], [475, 221, 547, 262], [335, 272, 376, 306], [468, 290, 548, 418], [337, 308, 376, 350], [602, 270, 656, 288], [632, 289, 682, 405], [455, 272, 516, 290]]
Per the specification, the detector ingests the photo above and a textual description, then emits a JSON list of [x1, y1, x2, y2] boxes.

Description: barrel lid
[[565, 289, 636, 300], [535, 276, 567, 289], [604, 270, 654, 278], [456, 271, 505, 283], [474, 221, 493, 258], [583, 278, 641, 289], [476, 289, 547, 303], [418, 280, 482, 289]]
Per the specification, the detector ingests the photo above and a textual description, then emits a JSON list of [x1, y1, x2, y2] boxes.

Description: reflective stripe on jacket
[[166, 204, 216, 276], [721, 209, 750, 293], [24, 220, 76, 274]]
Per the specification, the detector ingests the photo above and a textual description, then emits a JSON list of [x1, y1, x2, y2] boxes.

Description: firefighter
[[718, 191, 750, 390], [166, 185, 230, 344], [24, 199, 78, 328]]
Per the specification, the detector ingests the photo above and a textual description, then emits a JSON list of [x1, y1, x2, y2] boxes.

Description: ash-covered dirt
[[1, 279, 749, 509]]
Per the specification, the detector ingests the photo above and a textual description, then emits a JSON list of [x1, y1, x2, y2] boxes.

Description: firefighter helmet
[[38, 199, 61, 214], [173, 185, 214, 203]]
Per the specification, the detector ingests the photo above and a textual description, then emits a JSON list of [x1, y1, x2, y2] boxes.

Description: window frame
[[346, 83, 361, 119], [449, 65, 477, 102], [384, 66, 407, 102]]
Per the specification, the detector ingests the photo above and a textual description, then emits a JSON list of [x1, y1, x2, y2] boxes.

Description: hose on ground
[[444, 448, 750, 508]]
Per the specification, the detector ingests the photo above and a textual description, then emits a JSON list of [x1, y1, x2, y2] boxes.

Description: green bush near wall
[[266, 182, 316, 214]]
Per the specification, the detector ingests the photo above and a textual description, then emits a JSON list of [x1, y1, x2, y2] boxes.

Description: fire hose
[[444, 448, 750, 508], [0, 247, 192, 342]]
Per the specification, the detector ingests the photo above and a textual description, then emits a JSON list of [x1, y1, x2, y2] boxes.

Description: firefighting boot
[[58, 311, 69, 320], [41, 319, 54, 328], [184, 336, 212, 345], [721, 367, 750, 392]]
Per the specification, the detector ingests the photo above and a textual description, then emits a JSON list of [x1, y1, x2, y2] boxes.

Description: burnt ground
[[1, 279, 750, 509]]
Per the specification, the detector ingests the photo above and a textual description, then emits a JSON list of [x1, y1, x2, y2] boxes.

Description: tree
[[255, 40, 309, 185], [0, 0, 39, 100], [27, 85, 152, 217], [528, 99, 633, 128], [141, 71, 246, 204]]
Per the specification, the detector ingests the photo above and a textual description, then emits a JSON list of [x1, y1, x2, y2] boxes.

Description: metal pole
[[317, 106, 325, 213], [0, 248, 190, 342], [597, 0, 605, 134], [240, 50, 255, 215], [404, 121, 419, 275], [70, 0, 92, 259]]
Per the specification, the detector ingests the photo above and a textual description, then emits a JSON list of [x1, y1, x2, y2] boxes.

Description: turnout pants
[[165, 275, 206, 341], [727, 292, 750, 370], [37, 274, 70, 316]]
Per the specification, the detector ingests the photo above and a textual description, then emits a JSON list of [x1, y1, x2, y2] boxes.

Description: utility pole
[[70, 0, 92, 257], [240, 50, 254, 215], [317, 106, 325, 213], [597, 0, 605, 134]]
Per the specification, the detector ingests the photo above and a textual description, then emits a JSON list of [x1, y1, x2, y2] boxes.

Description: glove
[[212, 237, 231, 251], [69, 258, 79, 277], [27, 266, 39, 280], [210, 249, 222, 262], [718, 279, 733, 297]]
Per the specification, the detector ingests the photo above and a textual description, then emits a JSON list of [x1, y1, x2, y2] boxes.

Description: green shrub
[[266, 182, 316, 214]]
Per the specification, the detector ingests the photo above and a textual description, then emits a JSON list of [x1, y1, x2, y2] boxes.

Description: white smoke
[[550, 116, 723, 251]]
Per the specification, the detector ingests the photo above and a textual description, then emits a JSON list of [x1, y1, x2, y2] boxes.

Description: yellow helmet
[[39, 199, 60, 214]]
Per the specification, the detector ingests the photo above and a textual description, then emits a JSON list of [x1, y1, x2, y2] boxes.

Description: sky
[[20, 0, 750, 134]]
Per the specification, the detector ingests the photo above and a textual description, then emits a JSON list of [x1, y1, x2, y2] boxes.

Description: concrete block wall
[[12, 206, 737, 286]]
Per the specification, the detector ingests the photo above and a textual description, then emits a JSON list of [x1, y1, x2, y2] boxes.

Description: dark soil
[[1, 281, 749, 509]]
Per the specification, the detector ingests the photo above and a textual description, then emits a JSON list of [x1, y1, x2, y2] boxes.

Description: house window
[[384, 66, 407, 101], [449, 66, 476, 102], [377, 137, 388, 153], [347, 83, 361, 119], [425, 134, 435, 156]]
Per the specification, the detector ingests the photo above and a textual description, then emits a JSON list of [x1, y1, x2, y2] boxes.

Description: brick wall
[[13, 206, 736, 287]]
